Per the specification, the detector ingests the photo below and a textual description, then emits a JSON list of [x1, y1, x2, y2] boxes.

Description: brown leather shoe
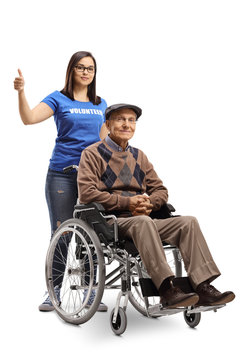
[[160, 286, 199, 308], [196, 282, 235, 306]]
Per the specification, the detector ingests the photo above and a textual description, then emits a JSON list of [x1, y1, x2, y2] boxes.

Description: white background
[[1, 0, 239, 359]]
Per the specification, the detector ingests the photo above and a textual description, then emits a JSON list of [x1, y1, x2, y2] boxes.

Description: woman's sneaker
[[38, 286, 61, 312], [83, 289, 108, 312]]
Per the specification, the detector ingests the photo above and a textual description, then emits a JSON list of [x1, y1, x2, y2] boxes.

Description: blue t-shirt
[[41, 91, 107, 171]]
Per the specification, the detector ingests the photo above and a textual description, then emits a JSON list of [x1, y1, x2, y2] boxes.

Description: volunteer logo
[[70, 108, 103, 115]]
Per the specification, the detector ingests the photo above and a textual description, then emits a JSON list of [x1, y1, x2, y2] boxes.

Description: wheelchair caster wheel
[[184, 310, 201, 328], [110, 307, 127, 335]]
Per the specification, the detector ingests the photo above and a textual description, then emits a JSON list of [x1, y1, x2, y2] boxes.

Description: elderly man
[[77, 103, 235, 308]]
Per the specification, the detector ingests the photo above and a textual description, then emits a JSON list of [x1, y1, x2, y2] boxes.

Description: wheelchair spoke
[[46, 218, 105, 324]]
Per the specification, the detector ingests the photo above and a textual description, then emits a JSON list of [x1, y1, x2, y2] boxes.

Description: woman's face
[[73, 56, 95, 87]]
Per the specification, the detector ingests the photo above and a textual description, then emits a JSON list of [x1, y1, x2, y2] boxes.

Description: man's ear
[[106, 119, 111, 131]]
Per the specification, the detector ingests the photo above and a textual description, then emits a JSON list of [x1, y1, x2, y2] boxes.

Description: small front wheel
[[110, 307, 127, 335], [184, 310, 201, 328]]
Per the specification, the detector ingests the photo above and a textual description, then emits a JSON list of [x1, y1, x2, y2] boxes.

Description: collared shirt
[[105, 135, 130, 152]]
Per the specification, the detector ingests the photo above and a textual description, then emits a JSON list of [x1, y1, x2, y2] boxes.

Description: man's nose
[[122, 120, 130, 127]]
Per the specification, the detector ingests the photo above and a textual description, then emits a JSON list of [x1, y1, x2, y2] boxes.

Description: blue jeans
[[45, 168, 78, 287], [45, 168, 78, 234]]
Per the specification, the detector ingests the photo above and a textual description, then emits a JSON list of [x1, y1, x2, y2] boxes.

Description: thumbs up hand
[[14, 69, 25, 92]]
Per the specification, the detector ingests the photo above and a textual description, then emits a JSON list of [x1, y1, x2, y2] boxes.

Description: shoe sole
[[38, 306, 55, 312], [163, 294, 199, 309], [197, 292, 235, 306]]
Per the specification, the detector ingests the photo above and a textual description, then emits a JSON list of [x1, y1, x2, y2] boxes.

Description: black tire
[[184, 310, 201, 328], [110, 307, 127, 335], [45, 218, 105, 325]]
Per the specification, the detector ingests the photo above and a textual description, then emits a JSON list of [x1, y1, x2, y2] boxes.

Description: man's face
[[106, 108, 137, 147]]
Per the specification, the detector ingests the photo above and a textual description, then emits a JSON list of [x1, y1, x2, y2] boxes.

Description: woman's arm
[[14, 69, 54, 125]]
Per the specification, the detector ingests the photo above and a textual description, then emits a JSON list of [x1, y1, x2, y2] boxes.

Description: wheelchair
[[45, 171, 225, 335]]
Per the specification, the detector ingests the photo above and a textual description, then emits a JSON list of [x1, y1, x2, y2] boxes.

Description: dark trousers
[[45, 168, 78, 233]]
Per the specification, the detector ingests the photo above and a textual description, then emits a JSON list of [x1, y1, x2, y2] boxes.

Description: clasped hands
[[129, 195, 153, 216]]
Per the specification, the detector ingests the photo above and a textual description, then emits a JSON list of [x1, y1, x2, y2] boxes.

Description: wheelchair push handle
[[63, 165, 79, 173]]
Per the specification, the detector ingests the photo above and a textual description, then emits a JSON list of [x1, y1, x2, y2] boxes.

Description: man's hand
[[129, 195, 153, 216]]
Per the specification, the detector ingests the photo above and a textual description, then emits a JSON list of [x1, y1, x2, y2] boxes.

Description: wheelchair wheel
[[110, 307, 127, 335], [45, 218, 105, 325], [184, 310, 201, 328], [129, 247, 182, 317]]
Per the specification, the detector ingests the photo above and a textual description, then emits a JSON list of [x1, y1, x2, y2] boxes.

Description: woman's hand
[[14, 69, 25, 92], [13, 68, 53, 125]]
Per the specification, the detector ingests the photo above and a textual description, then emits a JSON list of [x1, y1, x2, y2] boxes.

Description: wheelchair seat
[[74, 202, 176, 251]]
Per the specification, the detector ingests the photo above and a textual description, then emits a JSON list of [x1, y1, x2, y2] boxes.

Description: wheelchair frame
[[45, 200, 225, 335]]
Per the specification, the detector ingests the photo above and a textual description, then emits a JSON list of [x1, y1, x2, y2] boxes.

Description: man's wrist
[[120, 195, 130, 210]]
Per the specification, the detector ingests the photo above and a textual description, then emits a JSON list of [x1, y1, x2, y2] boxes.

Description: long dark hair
[[61, 51, 101, 105]]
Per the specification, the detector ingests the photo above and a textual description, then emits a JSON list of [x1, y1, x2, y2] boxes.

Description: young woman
[[14, 51, 108, 311]]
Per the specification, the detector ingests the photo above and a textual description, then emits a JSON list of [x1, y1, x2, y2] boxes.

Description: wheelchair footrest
[[148, 305, 184, 317], [139, 278, 159, 297], [186, 304, 225, 314]]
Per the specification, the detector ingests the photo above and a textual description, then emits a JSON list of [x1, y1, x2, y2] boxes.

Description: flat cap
[[105, 103, 142, 120]]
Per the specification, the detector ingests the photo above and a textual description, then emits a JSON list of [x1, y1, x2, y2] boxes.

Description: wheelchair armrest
[[150, 203, 176, 219], [74, 202, 105, 213]]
